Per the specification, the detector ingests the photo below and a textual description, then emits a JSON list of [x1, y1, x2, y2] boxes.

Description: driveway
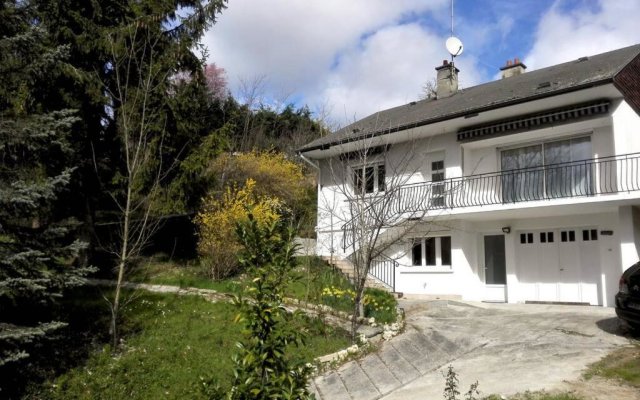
[[311, 299, 633, 399]]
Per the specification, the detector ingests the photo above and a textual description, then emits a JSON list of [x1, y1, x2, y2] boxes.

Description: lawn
[[584, 343, 640, 387], [42, 288, 350, 399], [130, 255, 398, 323]]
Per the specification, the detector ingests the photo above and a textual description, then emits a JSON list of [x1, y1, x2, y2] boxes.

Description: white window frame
[[411, 235, 452, 267], [351, 162, 385, 195]]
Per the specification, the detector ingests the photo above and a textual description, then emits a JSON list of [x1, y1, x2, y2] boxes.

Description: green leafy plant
[[222, 213, 314, 399], [443, 365, 480, 400]]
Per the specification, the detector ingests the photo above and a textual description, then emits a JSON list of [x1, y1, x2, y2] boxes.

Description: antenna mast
[[450, 0, 454, 37], [445, 0, 464, 61]]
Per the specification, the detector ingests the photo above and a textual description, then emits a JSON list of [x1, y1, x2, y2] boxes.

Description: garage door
[[516, 228, 600, 305]]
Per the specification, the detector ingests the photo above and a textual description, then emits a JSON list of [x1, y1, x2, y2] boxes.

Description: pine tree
[[0, 0, 93, 386]]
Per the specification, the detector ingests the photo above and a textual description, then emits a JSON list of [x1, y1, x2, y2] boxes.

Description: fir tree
[[0, 0, 93, 389]]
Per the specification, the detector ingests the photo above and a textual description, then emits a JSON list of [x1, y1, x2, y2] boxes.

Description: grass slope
[[130, 255, 398, 323], [45, 290, 350, 399]]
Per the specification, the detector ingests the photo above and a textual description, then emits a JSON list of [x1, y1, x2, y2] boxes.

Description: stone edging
[[87, 279, 406, 369]]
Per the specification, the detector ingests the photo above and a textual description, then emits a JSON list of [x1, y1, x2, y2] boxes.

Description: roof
[[299, 43, 640, 154]]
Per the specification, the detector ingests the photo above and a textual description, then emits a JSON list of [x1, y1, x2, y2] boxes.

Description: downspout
[[298, 152, 320, 171], [298, 152, 325, 257]]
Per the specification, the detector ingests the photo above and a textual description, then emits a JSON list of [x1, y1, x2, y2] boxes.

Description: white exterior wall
[[312, 95, 640, 307], [393, 222, 482, 300], [612, 100, 640, 155], [315, 130, 461, 257], [392, 211, 625, 306]]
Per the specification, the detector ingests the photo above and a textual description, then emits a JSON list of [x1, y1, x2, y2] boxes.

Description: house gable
[[614, 53, 640, 116]]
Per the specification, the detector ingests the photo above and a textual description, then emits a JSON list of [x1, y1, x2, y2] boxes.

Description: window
[[352, 164, 385, 194], [411, 236, 451, 266], [520, 232, 534, 244], [430, 159, 446, 208], [561, 230, 576, 242], [582, 229, 598, 241], [501, 136, 592, 202], [540, 232, 554, 243]]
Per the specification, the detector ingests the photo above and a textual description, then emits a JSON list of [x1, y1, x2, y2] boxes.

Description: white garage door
[[516, 228, 601, 305]]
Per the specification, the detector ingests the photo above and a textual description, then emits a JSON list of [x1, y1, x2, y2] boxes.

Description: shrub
[[224, 214, 313, 399], [211, 151, 306, 205], [320, 286, 398, 323], [210, 151, 316, 235], [195, 179, 282, 280]]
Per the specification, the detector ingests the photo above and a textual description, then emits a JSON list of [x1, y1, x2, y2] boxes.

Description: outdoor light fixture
[[502, 227, 511, 234]]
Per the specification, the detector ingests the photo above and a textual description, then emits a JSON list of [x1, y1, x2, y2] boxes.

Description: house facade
[[299, 44, 640, 307]]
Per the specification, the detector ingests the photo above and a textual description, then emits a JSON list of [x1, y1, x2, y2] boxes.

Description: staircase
[[322, 256, 400, 295]]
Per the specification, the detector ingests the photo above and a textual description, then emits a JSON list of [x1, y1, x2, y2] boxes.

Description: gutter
[[298, 152, 320, 170]]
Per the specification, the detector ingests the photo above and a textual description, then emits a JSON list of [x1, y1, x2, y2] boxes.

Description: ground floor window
[[412, 236, 451, 266]]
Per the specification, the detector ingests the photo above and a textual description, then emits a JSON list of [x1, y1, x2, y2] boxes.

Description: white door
[[484, 235, 507, 302], [578, 228, 601, 305], [515, 228, 601, 305], [537, 231, 560, 302], [558, 230, 581, 302]]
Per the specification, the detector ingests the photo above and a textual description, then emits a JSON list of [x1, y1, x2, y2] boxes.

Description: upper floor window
[[430, 160, 446, 207], [501, 136, 592, 202], [353, 164, 385, 194]]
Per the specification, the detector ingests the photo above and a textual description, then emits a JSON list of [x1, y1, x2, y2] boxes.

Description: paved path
[[311, 300, 633, 399]]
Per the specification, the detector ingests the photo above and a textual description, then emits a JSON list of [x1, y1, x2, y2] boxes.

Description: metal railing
[[369, 254, 398, 292], [347, 252, 398, 292], [342, 152, 640, 251]]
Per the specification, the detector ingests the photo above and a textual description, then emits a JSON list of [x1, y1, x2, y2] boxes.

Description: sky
[[202, 0, 640, 128]]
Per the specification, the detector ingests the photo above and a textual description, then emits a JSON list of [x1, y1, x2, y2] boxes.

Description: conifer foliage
[[0, 0, 93, 375]]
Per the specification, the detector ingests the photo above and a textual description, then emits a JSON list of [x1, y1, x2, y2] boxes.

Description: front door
[[484, 235, 506, 302]]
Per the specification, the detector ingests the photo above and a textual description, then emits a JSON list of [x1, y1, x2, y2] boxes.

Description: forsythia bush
[[211, 151, 307, 206], [195, 179, 282, 279]]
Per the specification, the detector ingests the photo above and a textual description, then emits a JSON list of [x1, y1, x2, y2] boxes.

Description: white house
[[298, 44, 640, 307]]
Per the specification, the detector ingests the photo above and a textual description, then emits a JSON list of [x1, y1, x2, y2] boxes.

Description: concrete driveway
[[311, 299, 633, 399]]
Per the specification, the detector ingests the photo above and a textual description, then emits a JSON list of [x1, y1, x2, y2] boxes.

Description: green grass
[[131, 255, 399, 323], [44, 289, 350, 399], [584, 344, 640, 387], [485, 392, 583, 400], [128, 256, 244, 293]]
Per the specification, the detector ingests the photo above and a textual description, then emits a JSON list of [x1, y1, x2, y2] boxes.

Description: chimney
[[500, 57, 527, 79], [435, 59, 459, 98]]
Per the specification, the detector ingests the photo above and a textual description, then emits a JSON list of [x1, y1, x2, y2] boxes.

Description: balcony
[[342, 153, 640, 251], [392, 152, 640, 213]]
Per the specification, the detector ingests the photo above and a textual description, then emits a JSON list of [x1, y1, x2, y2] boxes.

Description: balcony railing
[[342, 152, 640, 251]]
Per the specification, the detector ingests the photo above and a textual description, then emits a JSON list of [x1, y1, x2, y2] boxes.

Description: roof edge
[[298, 77, 615, 155]]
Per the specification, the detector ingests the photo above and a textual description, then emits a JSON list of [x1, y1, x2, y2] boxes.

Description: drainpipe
[[298, 152, 323, 256]]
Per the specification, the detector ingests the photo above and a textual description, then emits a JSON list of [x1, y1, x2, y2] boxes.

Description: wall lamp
[[501, 227, 511, 234]]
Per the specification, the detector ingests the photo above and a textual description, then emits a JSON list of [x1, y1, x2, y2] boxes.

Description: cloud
[[525, 0, 640, 70], [319, 23, 482, 126], [202, 0, 481, 125]]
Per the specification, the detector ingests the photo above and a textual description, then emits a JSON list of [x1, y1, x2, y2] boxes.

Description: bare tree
[[319, 123, 437, 339], [420, 78, 437, 100], [103, 23, 170, 349]]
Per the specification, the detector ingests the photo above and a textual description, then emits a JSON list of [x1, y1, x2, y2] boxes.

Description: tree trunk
[[111, 186, 131, 350]]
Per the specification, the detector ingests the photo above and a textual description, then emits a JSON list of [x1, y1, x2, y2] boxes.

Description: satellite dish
[[446, 36, 464, 57]]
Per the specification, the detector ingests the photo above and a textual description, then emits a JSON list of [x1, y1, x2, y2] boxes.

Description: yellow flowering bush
[[195, 179, 282, 279], [320, 286, 397, 323], [211, 151, 307, 206]]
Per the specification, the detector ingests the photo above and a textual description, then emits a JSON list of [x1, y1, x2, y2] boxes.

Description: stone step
[[358, 352, 403, 395], [337, 360, 381, 400], [314, 371, 351, 400], [377, 344, 421, 384]]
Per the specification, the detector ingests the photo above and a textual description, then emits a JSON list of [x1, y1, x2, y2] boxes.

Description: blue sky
[[202, 0, 640, 128]]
